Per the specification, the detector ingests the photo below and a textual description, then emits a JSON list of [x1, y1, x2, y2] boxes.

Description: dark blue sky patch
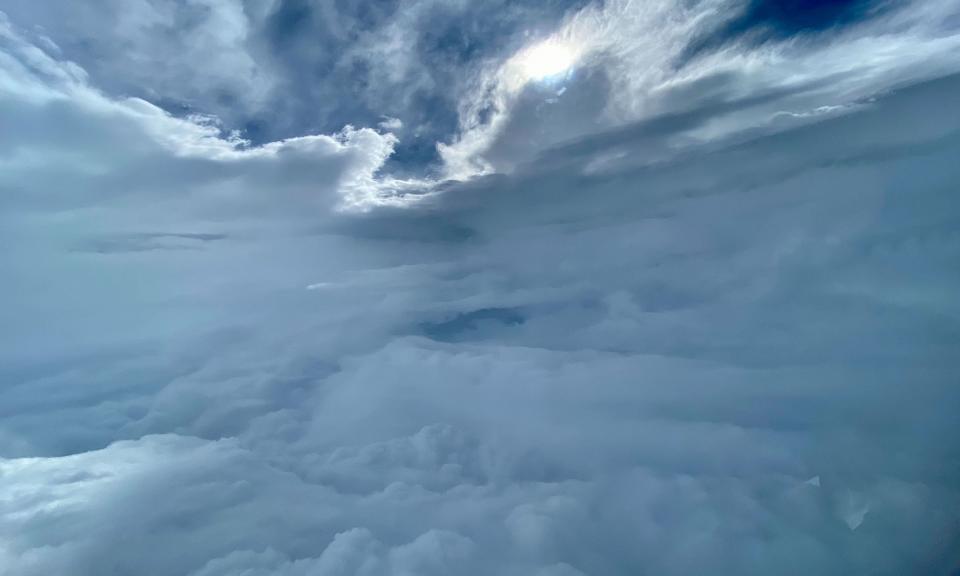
[[738, 0, 885, 32], [680, 0, 891, 64], [384, 135, 446, 177]]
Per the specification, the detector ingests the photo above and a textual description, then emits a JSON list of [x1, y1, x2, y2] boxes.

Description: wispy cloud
[[2, 2, 960, 575]]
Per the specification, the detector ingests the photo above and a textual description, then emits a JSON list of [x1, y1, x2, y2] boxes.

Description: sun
[[519, 41, 577, 81]]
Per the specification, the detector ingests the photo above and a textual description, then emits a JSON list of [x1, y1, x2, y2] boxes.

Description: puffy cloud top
[[1, 1, 960, 575]]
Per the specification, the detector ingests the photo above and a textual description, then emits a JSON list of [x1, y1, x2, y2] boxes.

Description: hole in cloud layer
[[420, 307, 527, 342]]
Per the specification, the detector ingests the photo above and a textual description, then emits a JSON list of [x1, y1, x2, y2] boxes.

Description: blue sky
[[1, 1, 960, 574]]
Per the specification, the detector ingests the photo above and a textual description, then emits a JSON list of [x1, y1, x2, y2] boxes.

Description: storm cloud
[[1, 1, 959, 575]]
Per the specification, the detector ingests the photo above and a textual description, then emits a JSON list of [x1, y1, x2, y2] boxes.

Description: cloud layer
[[2, 1, 960, 575]]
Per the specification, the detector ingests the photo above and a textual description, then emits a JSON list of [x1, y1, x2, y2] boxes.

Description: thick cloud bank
[[2, 1, 960, 575]]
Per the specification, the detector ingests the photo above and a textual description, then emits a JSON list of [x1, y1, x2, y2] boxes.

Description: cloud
[[378, 117, 404, 131], [75, 232, 228, 254], [0, 0, 271, 120], [438, 0, 960, 177], [0, 11, 424, 215], [2, 2, 960, 575]]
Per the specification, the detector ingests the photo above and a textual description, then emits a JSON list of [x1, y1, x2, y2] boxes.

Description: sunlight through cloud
[[519, 40, 578, 81]]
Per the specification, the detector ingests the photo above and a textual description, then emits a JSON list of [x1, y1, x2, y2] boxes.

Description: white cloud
[[2, 2, 960, 575], [0, 0, 271, 119], [438, 0, 960, 177], [378, 116, 404, 131], [0, 13, 423, 216]]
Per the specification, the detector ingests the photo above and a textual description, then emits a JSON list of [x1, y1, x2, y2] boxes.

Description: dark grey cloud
[[2, 2, 960, 575], [76, 232, 229, 254]]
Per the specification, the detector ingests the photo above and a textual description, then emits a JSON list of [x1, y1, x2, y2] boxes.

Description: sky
[[1, 0, 959, 574]]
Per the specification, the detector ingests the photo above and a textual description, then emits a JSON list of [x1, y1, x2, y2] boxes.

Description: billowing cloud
[[0, 0, 271, 120], [2, 1, 960, 575], [439, 0, 960, 176]]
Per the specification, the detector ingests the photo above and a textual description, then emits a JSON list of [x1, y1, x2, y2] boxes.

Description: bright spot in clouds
[[519, 41, 578, 80]]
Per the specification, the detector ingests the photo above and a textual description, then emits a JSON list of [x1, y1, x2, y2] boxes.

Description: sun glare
[[520, 41, 577, 81]]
